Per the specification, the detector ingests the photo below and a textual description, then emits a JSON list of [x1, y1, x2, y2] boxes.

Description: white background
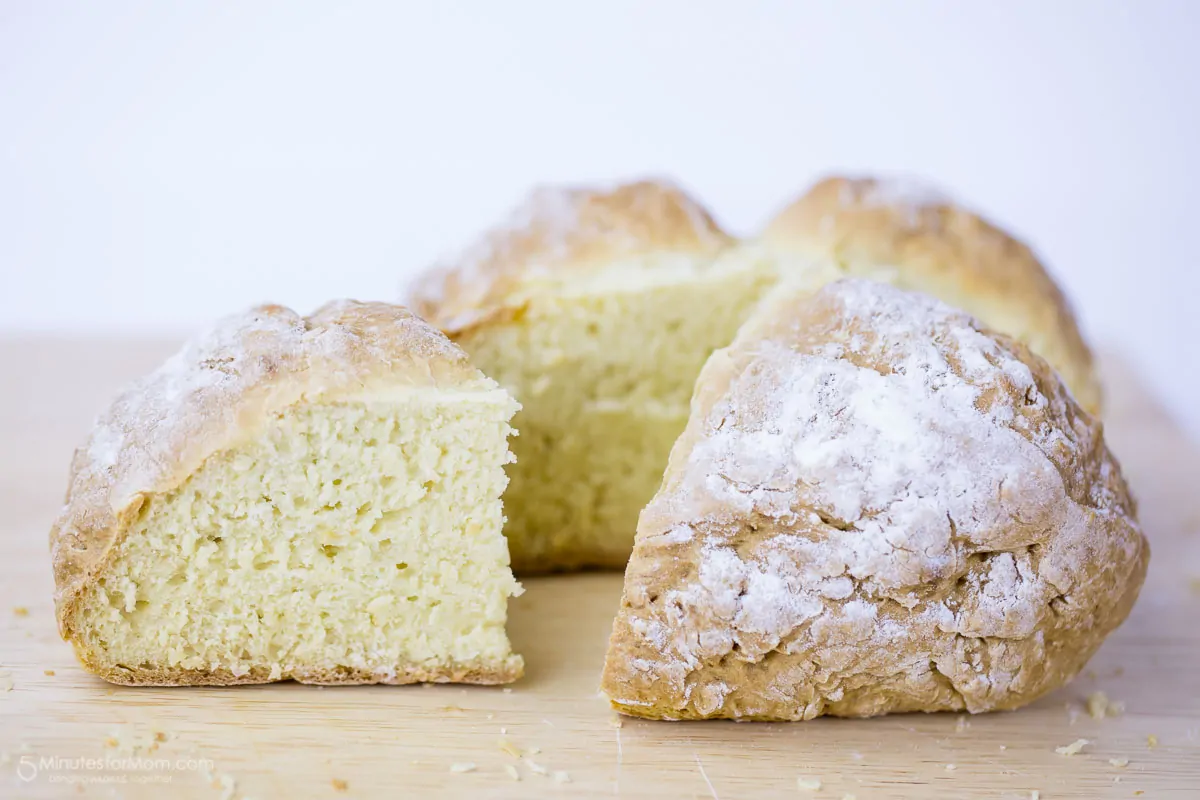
[[2, 2, 1198, 434]]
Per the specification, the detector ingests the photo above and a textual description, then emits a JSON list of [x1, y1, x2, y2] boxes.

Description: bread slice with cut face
[[51, 300, 524, 686], [407, 180, 781, 572], [601, 279, 1146, 721]]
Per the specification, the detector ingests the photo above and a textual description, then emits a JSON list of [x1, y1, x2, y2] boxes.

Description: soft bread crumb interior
[[72, 394, 523, 682], [458, 255, 777, 571]]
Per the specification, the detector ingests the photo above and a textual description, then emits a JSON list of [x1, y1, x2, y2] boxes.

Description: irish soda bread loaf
[[760, 174, 1102, 414], [409, 176, 1102, 573], [51, 301, 524, 686], [408, 181, 779, 571], [601, 279, 1147, 721]]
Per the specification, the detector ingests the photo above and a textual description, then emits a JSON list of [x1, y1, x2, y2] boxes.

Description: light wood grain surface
[[1, 338, 1197, 799]]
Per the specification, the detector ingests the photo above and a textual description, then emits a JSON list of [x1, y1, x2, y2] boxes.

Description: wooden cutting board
[[1, 338, 1197, 799]]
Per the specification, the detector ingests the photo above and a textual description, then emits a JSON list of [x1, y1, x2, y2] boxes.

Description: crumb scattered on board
[[1147, 734, 1159, 748], [449, 762, 476, 773], [945, 764, 956, 772], [498, 737, 522, 758], [1108, 757, 1130, 768], [553, 771, 571, 783], [1055, 738, 1090, 756], [1086, 690, 1124, 719], [12, 607, 28, 617], [331, 778, 348, 791], [43, 669, 55, 676], [0, 670, 13, 692], [955, 715, 970, 732], [797, 776, 822, 791], [504, 764, 520, 781], [525, 758, 548, 776], [216, 773, 237, 800]]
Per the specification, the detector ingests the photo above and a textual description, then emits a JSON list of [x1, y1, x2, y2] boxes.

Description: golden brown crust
[[406, 179, 733, 335], [50, 301, 494, 648], [602, 279, 1147, 721], [69, 639, 522, 687], [761, 175, 1102, 414]]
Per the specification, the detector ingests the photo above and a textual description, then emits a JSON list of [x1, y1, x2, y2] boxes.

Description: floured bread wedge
[[51, 301, 524, 686], [760, 175, 1102, 414], [408, 180, 780, 571], [602, 279, 1148, 721]]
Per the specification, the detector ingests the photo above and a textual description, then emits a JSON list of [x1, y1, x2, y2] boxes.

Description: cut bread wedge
[[51, 301, 524, 686], [601, 279, 1145, 720], [409, 181, 782, 571]]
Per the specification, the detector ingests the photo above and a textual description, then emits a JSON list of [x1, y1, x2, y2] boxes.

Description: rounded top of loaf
[[407, 178, 733, 334], [760, 174, 1101, 414], [50, 300, 508, 633], [604, 279, 1147, 718]]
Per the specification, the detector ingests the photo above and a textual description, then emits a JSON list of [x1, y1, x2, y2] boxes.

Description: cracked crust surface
[[761, 175, 1101, 415], [50, 300, 515, 686], [601, 279, 1147, 720], [405, 178, 733, 335]]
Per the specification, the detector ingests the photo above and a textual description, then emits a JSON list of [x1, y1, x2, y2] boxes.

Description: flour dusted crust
[[762, 175, 1102, 415], [50, 301, 518, 686], [406, 179, 733, 334], [601, 279, 1148, 720]]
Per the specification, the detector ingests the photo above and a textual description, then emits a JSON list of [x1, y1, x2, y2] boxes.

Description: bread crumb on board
[[553, 770, 571, 783], [1147, 734, 1159, 748], [12, 607, 29, 617], [524, 758, 548, 776], [498, 737, 522, 758], [797, 776, 822, 791], [504, 764, 521, 781], [43, 669, 55, 676], [1108, 757, 1130, 768], [331, 778, 348, 791], [1055, 738, 1090, 756], [955, 715, 970, 732], [449, 762, 477, 773], [945, 764, 956, 772], [1086, 690, 1124, 719], [0, 670, 14, 692], [1030, 792, 1040, 800]]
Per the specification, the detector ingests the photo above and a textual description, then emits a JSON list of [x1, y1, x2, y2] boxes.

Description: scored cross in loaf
[[601, 279, 1147, 721], [51, 300, 524, 686]]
